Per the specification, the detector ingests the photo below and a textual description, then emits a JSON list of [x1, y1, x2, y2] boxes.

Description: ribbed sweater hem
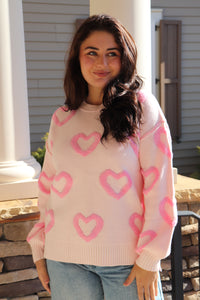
[[44, 241, 137, 267]]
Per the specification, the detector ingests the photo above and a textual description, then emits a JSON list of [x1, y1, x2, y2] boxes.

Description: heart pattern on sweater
[[51, 171, 73, 198], [154, 126, 171, 158], [27, 222, 45, 242], [73, 213, 104, 242], [45, 209, 55, 233], [159, 197, 176, 227], [136, 230, 157, 253], [52, 108, 76, 127], [141, 167, 160, 195], [71, 132, 101, 156], [38, 171, 54, 195], [100, 169, 132, 200], [129, 213, 144, 236]]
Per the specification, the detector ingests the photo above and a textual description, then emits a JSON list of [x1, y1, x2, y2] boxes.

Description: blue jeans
[[47, 260, 164, 300]]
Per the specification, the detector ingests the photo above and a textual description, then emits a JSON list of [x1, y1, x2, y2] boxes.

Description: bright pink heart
[[71, 132, 101, 156], [154, 126, 171, 158], [141, 167, 160, 195], [45, 209, 55, 233], [52, 108, 76, 127], [51, 171, 73, 198], [38, 171, 54, 195], [129, 138, 139, 158], [100, 169, 132, 200], [129, 213, 144, 236], [159, 197, 176, 227], [73, 213, 103, 242], [136, 230, 157, 253], [27, 222, 45, 242]]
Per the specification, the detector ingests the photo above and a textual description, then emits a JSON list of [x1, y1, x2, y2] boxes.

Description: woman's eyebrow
[[107, 47, 120, 51], [84, 46, 98, 50], [84, 46, 120, 51]]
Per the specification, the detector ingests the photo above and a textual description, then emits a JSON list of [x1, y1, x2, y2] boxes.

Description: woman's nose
[[96, 55, 107, 66]]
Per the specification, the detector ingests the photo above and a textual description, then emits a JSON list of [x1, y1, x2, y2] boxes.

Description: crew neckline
[[80, 101, 104, 112]]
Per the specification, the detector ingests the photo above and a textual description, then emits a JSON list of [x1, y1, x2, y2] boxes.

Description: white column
[[151, 9, 163, 99], [90, 0, 152, 92], [0, 0, 41, 200]]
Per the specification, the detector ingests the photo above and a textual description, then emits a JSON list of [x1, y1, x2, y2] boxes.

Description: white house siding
[[152, 0, 200, 175], [23, 0, 200, 175], [22, 0, 89, 151]]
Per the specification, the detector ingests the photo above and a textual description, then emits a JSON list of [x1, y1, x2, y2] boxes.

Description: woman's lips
[[93, 71, 110, 78]]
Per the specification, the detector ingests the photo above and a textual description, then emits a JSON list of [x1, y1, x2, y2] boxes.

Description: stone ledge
[[12, 296, 39, 300], [0, 212, 40, 224], [0, 198, 39, 223], [0, 179, 39, 201], [175, 175, 200, 203]]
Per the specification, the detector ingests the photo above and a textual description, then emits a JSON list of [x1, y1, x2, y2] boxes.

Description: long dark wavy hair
[[64, 14, 143, 142]]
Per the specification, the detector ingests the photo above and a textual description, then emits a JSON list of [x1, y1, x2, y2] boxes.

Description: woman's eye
[[107, 52, 118, 57], [87, 51, 97, 56]]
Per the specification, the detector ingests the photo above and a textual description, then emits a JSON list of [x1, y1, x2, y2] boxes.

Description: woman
[[27, 14, 177, 300]]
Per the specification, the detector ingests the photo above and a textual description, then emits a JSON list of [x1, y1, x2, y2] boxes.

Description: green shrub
[[32, 133, 48, 167]]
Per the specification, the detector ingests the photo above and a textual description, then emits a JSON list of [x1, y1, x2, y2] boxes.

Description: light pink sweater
[[27, 91, 177, 272]]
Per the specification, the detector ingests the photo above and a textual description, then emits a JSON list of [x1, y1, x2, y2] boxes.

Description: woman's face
[[79, 30, 121, 95]]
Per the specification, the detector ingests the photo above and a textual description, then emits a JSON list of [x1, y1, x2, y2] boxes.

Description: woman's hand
[[124, 264, 158, 300], [35, 259, 51, 295]]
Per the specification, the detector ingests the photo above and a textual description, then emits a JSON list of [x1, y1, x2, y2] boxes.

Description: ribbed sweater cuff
[[135, 251, 160, 272], [29, 240, 45, 263]]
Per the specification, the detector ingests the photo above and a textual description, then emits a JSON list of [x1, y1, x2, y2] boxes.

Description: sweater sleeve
[[27, 117, 56, 263], [135, 91, 177, 272]]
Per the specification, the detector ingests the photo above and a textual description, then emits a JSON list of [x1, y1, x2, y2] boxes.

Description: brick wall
[[0, 214, 50, 299], [161, 201, 200, 300]]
